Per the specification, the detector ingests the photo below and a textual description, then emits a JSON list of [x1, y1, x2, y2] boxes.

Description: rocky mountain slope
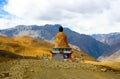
[[98, 43, 120, 61], [0, 24, 109, 58], [92, 32, 120, 46]]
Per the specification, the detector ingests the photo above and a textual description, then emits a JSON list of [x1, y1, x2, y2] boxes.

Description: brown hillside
[[0, 35, 95, 61]]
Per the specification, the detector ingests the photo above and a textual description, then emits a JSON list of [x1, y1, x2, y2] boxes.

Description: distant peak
[[15, 25, 26, 29], [44, 24, 62, 27]]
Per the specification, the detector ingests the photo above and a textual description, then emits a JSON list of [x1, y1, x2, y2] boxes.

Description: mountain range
[[92, 33, 120, 61], [92, 32, 120, 46], [98, 43, 120, 61], [0, 24, 109, 58]]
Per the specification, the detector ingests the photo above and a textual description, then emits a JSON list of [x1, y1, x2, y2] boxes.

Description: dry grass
[[0, 36, 53, 58], [85, 60, 120, 71], [0, 35, 95, 61]]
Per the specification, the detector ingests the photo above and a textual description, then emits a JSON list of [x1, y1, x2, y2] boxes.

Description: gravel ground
[[0, 59, 120, 79]]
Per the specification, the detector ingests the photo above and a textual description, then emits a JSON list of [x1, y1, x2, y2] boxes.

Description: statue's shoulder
[[56, 32, 66, 37]]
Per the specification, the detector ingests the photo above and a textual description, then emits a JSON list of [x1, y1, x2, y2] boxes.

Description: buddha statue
[[52, 26, 72, 60], [55, 26, 69, 48]]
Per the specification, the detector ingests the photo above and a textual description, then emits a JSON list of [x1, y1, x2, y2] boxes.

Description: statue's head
[[59, 26, 63, 32]]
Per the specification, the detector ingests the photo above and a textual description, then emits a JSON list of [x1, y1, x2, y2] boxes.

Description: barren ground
[[0, 59, 120, 79]]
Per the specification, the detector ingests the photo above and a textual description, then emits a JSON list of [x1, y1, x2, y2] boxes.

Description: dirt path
[[0, 59, 120, 79]]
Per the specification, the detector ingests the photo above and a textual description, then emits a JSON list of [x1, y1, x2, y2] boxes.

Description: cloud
[[0, 0, 120, 34], [4, 0, 111, 20], [108, 0, 120, 22]]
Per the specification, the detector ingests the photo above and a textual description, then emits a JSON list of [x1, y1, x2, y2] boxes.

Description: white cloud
[[4, 0, 111, 20], [0, 0, 120, 34], [108, 0, 120, 22]]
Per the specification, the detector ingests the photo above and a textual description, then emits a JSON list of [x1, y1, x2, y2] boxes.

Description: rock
[[30, 69, 34, 72], [101, 68, 107, 72], [0, 72, 9, 78], [0, 73, 4, 77]]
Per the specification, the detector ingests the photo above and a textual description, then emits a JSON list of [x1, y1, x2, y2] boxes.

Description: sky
[[0, 0, 120, 34]]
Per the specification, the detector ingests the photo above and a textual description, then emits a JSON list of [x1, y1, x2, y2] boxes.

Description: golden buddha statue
[[52, 26, 72, 60], [55, 26, 69, 48]]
